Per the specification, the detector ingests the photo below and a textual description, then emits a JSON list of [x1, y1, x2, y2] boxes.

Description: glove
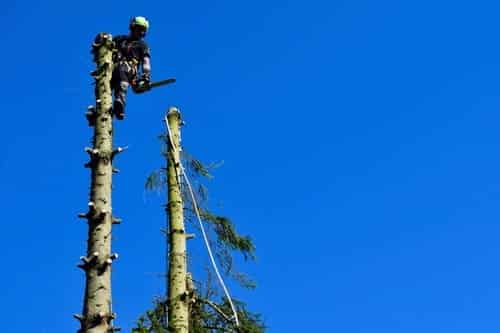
[[141, 73, 151, 84]]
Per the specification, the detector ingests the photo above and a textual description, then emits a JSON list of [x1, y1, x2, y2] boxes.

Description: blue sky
[[2, 0, 500, 332]]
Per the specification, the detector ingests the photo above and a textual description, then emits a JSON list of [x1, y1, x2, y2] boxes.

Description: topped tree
[[75, 32, 123, 333]]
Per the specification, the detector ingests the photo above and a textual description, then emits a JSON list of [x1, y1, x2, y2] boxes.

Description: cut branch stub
[[107, 253, 119, 263], [83, 201, 108, 223], [78, 212, 89, 219], [84, 148, 100, 168], [85, 147, 100, 156], [77, 252, 99, 270], [73, 314, 85, 323], [111, 146, 128, 159], [86, 105, 96, 127], [96, 253, 118, 274], [80, 311, 116, 328]]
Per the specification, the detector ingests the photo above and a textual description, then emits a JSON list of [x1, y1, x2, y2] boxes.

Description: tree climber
[[111, 16, 151, 120]]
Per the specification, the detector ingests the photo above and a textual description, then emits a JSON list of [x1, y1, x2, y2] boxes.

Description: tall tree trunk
[[166, 107, 189, 333], [75, 33, 119, 333]]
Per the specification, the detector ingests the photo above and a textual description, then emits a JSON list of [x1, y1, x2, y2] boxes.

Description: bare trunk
[[166, 107, 189, 333], [75, 33, 119, 333]]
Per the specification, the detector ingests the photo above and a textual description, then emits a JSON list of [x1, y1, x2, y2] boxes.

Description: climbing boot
[[113, 100, 125, 120]]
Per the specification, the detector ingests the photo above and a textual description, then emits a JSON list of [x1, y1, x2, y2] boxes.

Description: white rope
[[164, 115, 240, 327]]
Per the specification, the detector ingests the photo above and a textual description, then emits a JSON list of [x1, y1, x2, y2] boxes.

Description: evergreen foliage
[[133, 297, 265, 333], [132, 299, 168, 333]]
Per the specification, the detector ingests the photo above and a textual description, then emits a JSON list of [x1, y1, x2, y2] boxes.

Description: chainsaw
[[131, 77, 176, 94]]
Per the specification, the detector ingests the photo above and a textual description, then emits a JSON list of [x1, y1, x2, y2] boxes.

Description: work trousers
[[111, 60, 136, 108]]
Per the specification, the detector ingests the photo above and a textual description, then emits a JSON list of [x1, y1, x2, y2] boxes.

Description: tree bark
[[76, 33, 117, 333], [166, 107, 189, 333]]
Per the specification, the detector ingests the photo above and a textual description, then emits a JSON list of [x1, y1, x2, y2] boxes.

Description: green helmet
[[130, 16, 149, 31]]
